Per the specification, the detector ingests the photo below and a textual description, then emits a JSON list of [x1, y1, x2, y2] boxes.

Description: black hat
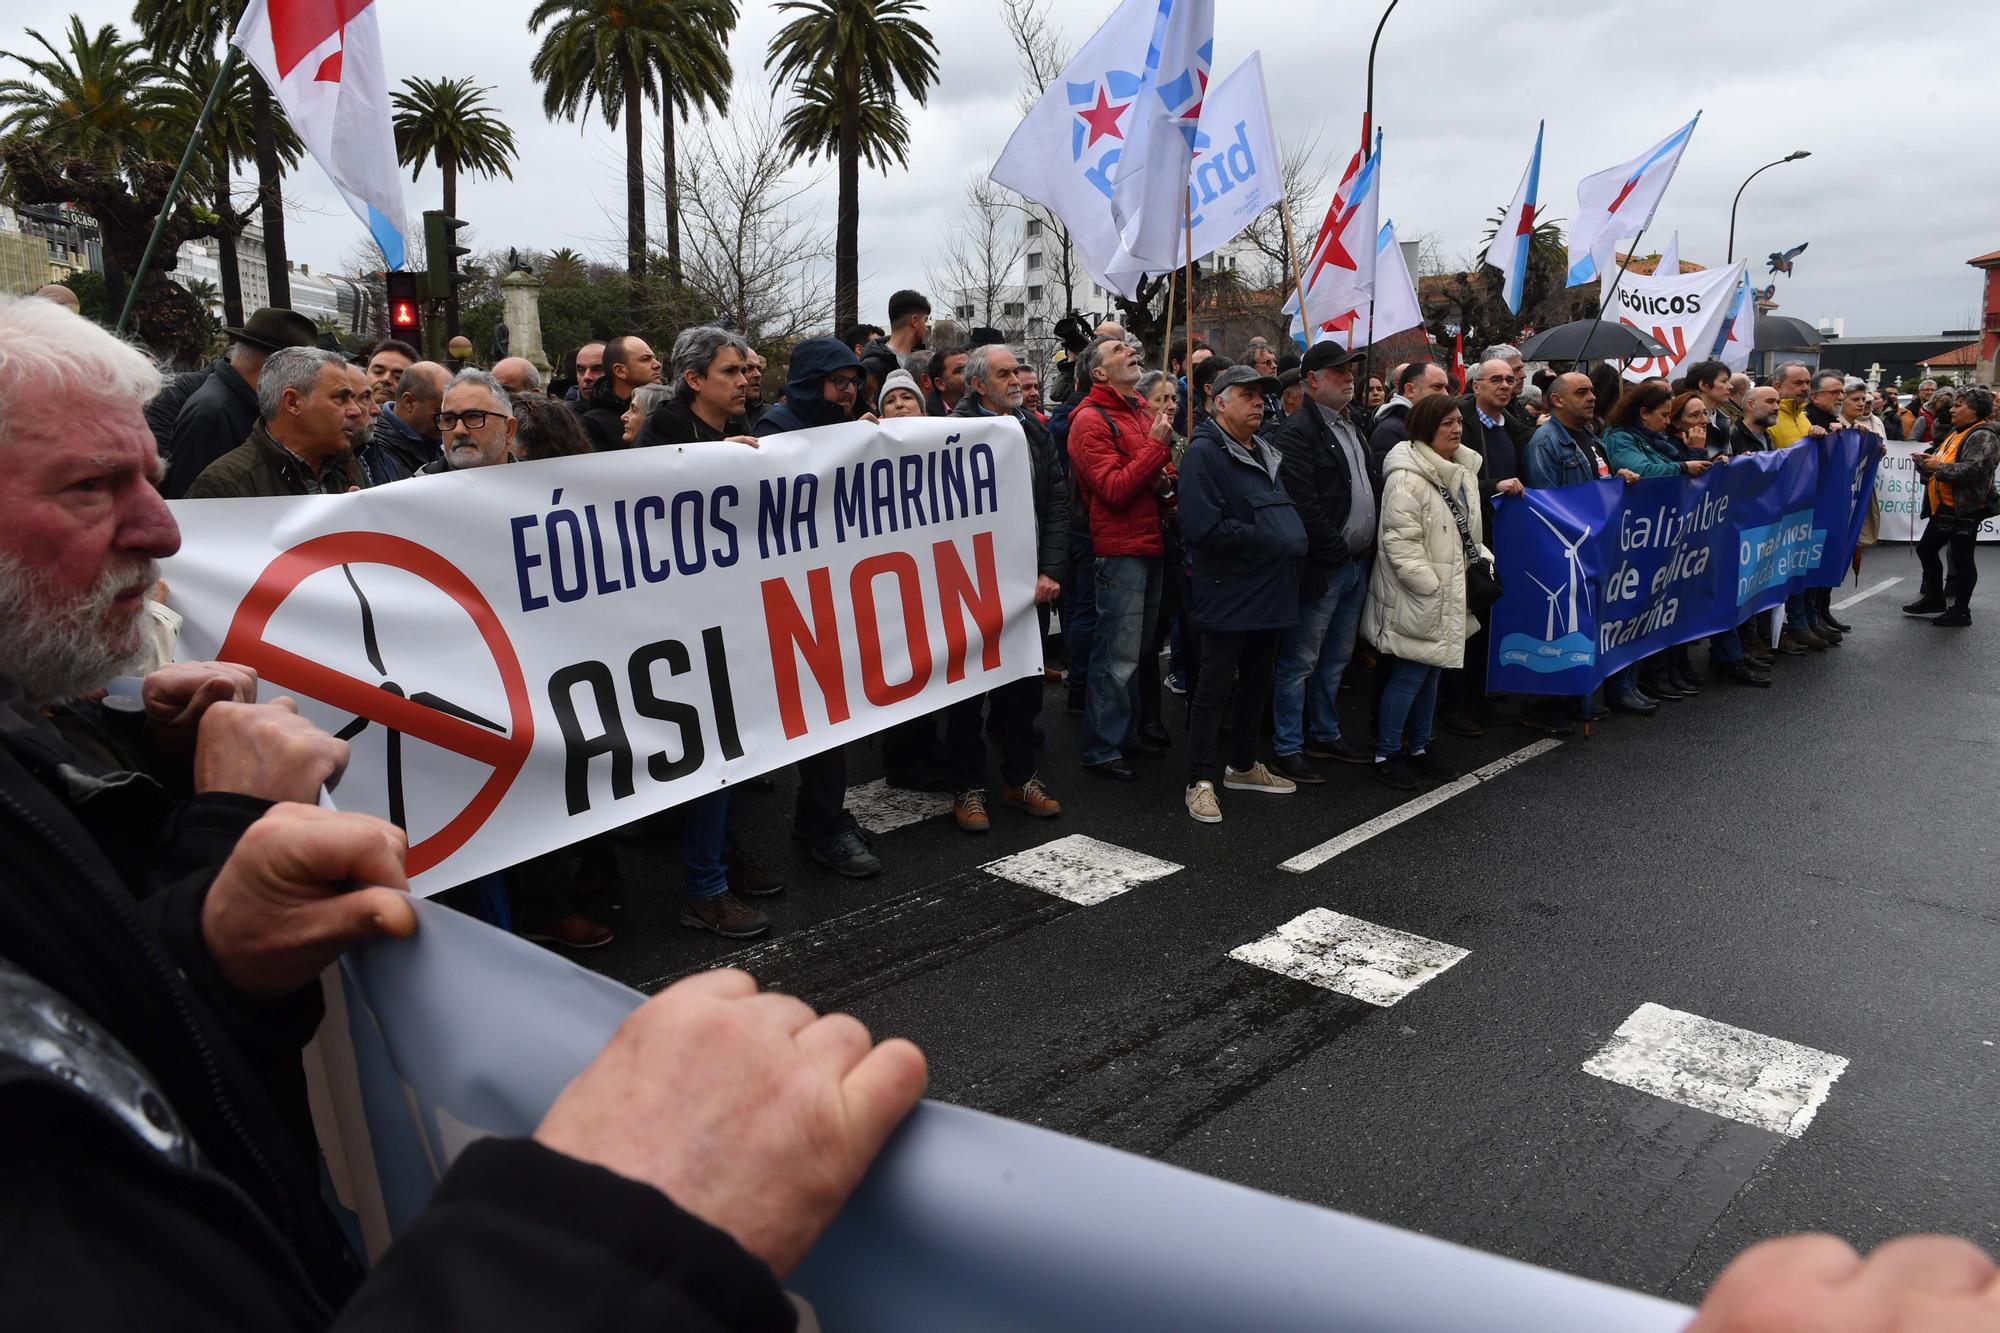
[[220, 306, 318, 352], [1278, 367, 1302, 389], [966, 325, 1008, 348], [1301, 342, 1366, 374], [1210, 363, 1280, 398]]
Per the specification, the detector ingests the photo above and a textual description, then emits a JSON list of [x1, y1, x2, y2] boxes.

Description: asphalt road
[[550, 549, 2000, 1305]]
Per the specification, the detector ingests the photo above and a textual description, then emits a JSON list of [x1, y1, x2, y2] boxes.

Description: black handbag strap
[[1432, 479, 1481, 565]]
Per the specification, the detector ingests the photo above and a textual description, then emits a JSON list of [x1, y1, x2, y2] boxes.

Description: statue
[[491, 319, 510, 360], [506, 248, 534, 275]]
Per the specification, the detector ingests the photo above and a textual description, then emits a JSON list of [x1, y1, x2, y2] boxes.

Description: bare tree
[[928, 174, 1029, 335], [1235, 127, 1332, 296], [664, 99, 834, 345], [997, 0, 1083, 320]]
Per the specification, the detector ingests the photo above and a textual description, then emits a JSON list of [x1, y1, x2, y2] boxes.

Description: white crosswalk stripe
[[1583, 1002, 1849, 1137], [982, 834, 1183, 906], [1228, 908, 1469, 1006], [844, 779, 952, 835]]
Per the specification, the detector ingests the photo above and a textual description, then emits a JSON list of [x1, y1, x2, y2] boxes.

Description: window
[[956, 304, 975, 320], [1026, 285, 1043, 302], [1026, 251, 1043, 271], [1003, 302, 1025, 318], [1025, 218, 1043, 237]]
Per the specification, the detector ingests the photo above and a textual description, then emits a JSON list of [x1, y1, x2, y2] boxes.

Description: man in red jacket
[[1067, 336, 1174, 780]]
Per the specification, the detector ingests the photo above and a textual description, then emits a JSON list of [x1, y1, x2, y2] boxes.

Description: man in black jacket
[[639, 324, 754, 445], [356, 360, 448, 485], [943, 343, 1068, 832], [1367, 359, 1449, 491], [580, 334, 662, 452], [1269, 342, 1375, 782], [162, 306, 318, 498], [0, 292, 927, 1328]]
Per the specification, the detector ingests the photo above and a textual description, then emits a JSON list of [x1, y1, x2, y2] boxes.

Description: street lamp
[[1726, 151, 1810, 263], [1361, 0, 1400, 154]]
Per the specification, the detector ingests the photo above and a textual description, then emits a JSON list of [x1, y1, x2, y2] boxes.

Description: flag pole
[[1278, 199, 1311, 350], [1161, 265, 1177, 374], [1184, 189, 1195, 396], [1570, 220, 1650, 373], [117, 45, 239, 335]]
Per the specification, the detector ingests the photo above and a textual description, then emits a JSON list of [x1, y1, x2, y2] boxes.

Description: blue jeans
[[683, 790, 731, 900], [1376, 658, 1440, 760], [1784, 593, 1812, 631], [1272, 560, 1369, 755], [1083, 554, 1162, 764], [1063, 534, 1096, 689], [1709, 627, 1744, 663]]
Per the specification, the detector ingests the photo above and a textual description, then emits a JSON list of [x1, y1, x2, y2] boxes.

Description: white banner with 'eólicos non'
[[163, 418, 1042, 893]]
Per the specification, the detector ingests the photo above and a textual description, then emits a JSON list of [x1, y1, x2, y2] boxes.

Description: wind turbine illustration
[[1529, 508, 1591, 636], [330, 564, 507, 831], [1527, 572, 1566, 640]]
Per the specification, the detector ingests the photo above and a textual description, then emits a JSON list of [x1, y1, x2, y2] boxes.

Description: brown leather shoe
[[727, 847, 784, 897], [953, 788, 992, 833], [522, 913, 613, 950], [679, 892, 771, 939], [1000, 774, 1062, 818], [1774, 630, 1810, 656], [1796, 627, 1830, 651]]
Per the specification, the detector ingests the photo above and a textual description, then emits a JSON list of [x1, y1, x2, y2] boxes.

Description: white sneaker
[[1184, 781, 1222, 823], [1224, 761, 1297, 794]]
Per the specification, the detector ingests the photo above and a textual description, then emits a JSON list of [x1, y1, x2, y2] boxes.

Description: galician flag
[[1711, 267, 1755, 373], [233, 0, 410, 269], [1482, 120, 1543, 315], [1305, 221, 1422, 350], [991, 0, 1214, 299], [1283, 130, 1381, 345], [1655, 231, 1680, 276], [1564, 113, 1700, 288]]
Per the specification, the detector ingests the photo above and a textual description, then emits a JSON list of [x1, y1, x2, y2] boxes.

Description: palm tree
[[391, 76, 518, 338], [132, 0, 294, 305], [544, 246, 589, 286], [531, 0, 683, 323], [766, 0, 938, 333], [152, 47, 301, 326], [0, 18, 160, 163], [646, 1, 734, 287]]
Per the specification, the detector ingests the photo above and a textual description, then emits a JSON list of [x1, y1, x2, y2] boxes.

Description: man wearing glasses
[[752, 337, 886, 879], [418, 369, 518, 476], [1439, 358, 1529, 738]]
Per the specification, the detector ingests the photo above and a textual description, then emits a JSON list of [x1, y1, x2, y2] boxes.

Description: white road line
[[1228, 908, 1469, 1006], [982, 834, 1183, 906], [1582, 1002, 1849, 1138], [1280, 739, 1564, 874], [844, 779, 953, 835], [1832, 576, 1903, 611]]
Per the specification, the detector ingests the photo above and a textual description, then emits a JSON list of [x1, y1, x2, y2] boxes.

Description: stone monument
[[498, 267, 551, 374]]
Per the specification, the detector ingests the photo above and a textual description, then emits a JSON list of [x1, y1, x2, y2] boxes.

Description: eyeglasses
[[826, 375, 862, 391], [436, 409, 504, 430]]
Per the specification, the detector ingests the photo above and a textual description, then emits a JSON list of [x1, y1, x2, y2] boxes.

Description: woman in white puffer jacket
[[1361, 392, 1487, 790]]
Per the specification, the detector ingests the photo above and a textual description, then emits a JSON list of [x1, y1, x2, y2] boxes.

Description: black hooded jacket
[[753, 338, 864, 437]]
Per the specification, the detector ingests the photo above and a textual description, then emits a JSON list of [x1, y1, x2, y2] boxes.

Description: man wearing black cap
[[161, 307, 318, 498], [1176, 362, 1308, 822], [1268, 343, 1377, 781]]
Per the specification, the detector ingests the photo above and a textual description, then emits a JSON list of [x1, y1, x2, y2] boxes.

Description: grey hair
[[445, 368, 513, 417], [671, 325, 752, 386], [1481, 343, 1522, 363], [0, 294, 160, 448], [1080, 334, 1122, 383], [632, 382, 675, 416], [1729, 372, 1752, 392], [1772, 360, 1810, 387], [397, 362, 446, 399], [1810, 369, 1845, 393], [964, 341, 1017, 390], [1919, 379, 1937, 390], [1137, 369, 1173, 398], [256, 347, 349, 420], [1959, 385, 1994, 420]]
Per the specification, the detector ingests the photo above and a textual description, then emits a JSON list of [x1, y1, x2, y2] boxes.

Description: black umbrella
[[1753, 314, 1822, 349], [1519, 320, 1672, 363]]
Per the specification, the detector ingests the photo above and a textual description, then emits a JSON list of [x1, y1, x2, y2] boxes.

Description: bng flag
[[992, 0, 1215, 299], [1177, 53, 1282, 266]]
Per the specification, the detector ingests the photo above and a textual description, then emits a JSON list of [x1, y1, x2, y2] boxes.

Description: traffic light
[[386, 270, 423, 348], [424, 211, 471, 294]]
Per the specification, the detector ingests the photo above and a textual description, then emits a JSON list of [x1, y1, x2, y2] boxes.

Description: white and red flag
[[233, 0, 409, 269], [1482, 121, 1543, 315], [1284, 130, 1381, 344], [1565, 113, 1699, 287]]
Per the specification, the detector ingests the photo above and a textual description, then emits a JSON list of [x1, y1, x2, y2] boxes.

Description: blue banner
[[1487, 432, 1880, 695]]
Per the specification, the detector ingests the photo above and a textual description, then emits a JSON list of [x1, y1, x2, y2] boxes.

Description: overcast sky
[[19, 0, 2000, 336]]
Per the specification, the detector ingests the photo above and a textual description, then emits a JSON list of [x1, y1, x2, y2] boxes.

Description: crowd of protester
[[5, 283, 2000, 1328]]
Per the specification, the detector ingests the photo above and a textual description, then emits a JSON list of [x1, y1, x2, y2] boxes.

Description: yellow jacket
[[1771, 399, 1813, 448]]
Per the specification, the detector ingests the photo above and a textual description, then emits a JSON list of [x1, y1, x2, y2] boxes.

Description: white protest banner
[[1605, 258, 1747, 383], [1178, 53, 1282, 264], [1875, 438, 2000, 542], [162, 418, 1042, 893]]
